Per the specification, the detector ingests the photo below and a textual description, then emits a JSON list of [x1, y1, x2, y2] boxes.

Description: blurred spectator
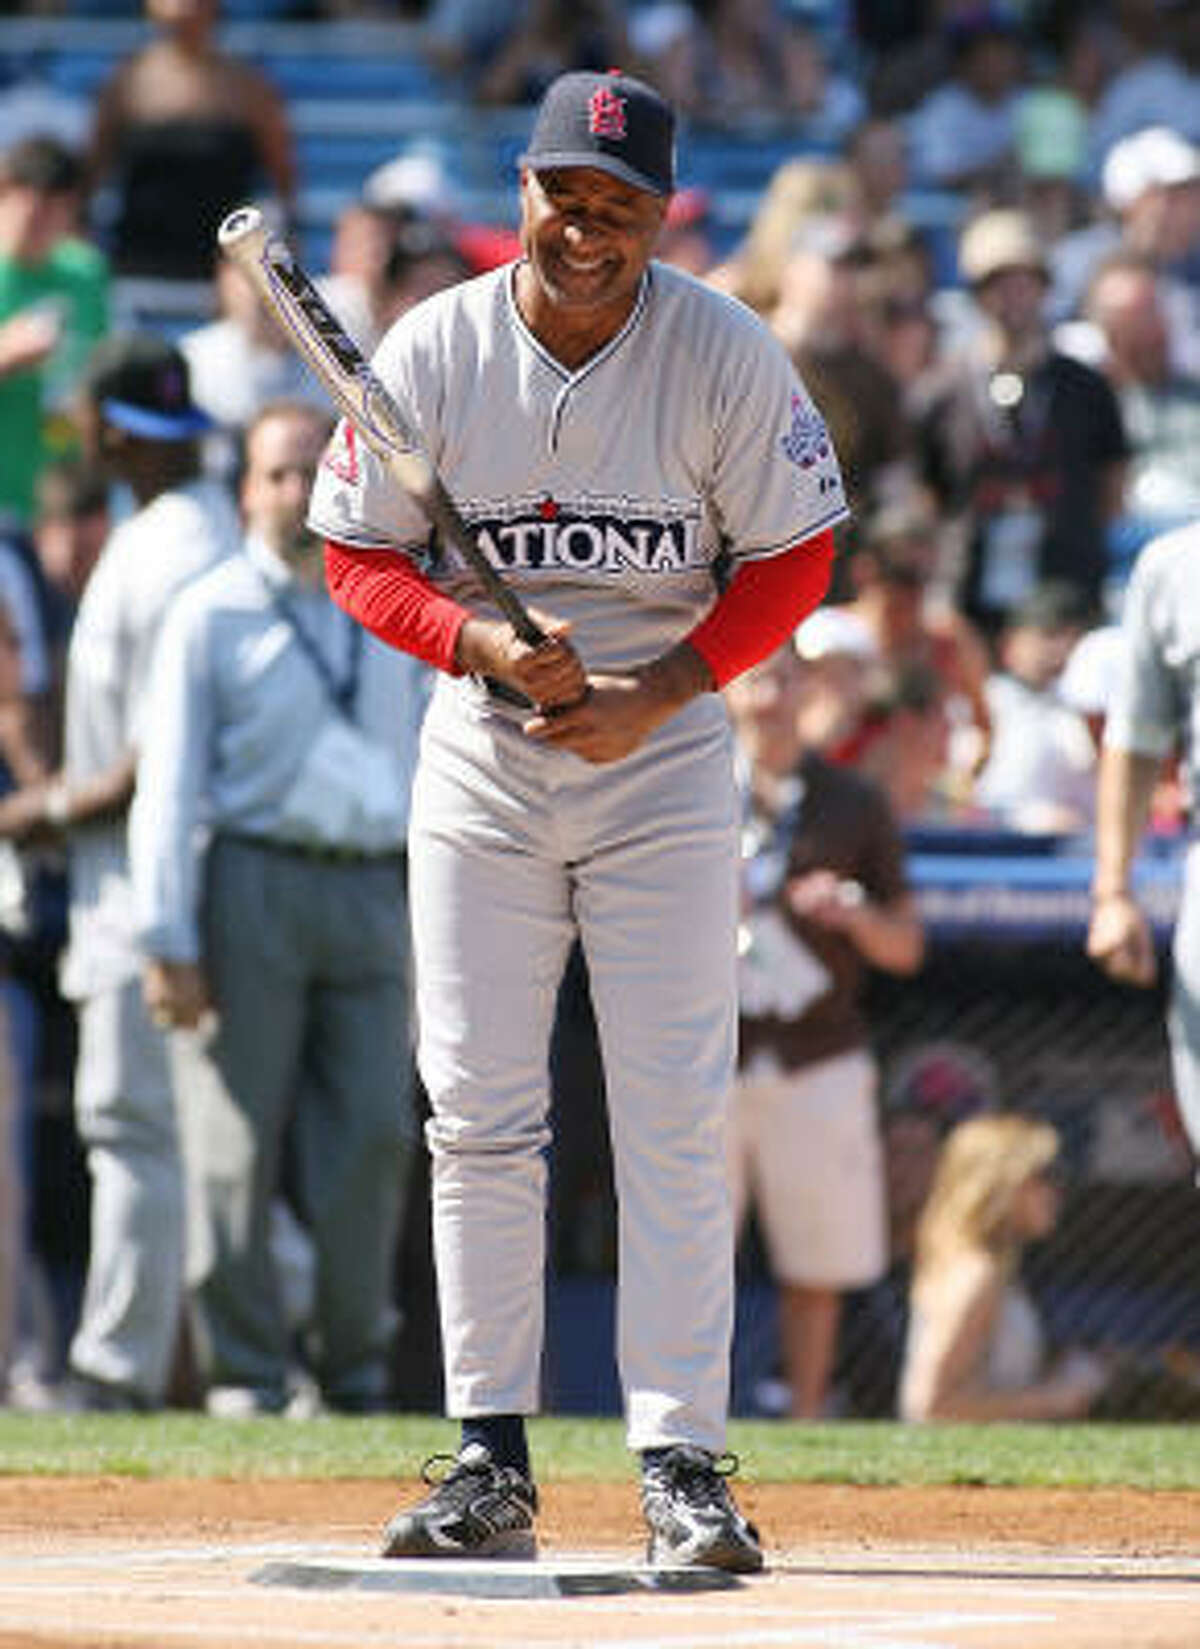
[[972, 579, 1097, 833], [1058, 614, 1185, 838], [915, 206, 1129, 639], [1012, 82, 1092, 247], [472, 0, 636, 107], [1051, 124, 1200, 372], [854, 659, 957, 824], [0, 537, 52, 795], [866, 0, 1062, 122], [0, 55, 91, 156], [1011, 11, 1121, 249], [835, 1065, 991, 1422], [629, 1, 705, 119], [758, 16, 864, 146], [727, 642, 923, 1418], [634, 0, 861, 134], [791, 604, 879, 758], [422, 0, 530, 90], [359, 149, 461, 230], [1086, 0, 1200, 173], [899, 1112, 1108, 1420], [0, 135, 108, 539], [655, 185, 720, 277], [328, 203, 411, 321], [844, 499, 991, 737], [29, 461, 109, 760], [843, 116, 910, 231], [770, 219, 916, 533], [180, 248, 327, 484], [129, 401, 424, 1416], [1056, 616, 1190, 836], [86, 0, 296, 281], [326, 156, 516, 352], [0, 333, 240, 1410], [374, 218, 473, 334], [855, 217, 941, 385], [1058, 618, 1125, 752], [1076, 253, 1200, 580], [0, 460, 107, 1409], [707, 156, 854, 313], [906, 4, 1030, 195]]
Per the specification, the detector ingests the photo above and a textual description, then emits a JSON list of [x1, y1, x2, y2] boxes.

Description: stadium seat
[[255, 52, 437, 103], [45, 51, 122, 99]]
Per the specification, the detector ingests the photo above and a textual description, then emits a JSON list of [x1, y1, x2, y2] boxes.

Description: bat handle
[[502, 601, 547, 649]]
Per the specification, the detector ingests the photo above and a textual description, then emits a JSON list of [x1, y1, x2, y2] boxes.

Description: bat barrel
[[213, 203, 547, 650]]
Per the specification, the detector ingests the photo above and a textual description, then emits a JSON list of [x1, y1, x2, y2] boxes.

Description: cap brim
[[519, 150, 671, 198], [100, 397, 211, 440]]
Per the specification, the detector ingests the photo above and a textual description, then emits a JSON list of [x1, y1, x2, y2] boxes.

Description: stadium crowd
[[0, 0, 1198, 1421]]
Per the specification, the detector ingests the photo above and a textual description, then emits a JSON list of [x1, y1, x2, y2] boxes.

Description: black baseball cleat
[[380, 1442, 538, 1559], [641, 1445, 764, 1573]]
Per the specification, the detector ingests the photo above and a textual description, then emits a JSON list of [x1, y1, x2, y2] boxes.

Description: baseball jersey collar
[[505, 260, 653, 381]]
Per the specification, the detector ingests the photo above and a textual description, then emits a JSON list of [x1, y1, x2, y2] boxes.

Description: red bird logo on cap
[[589, 86, 626, 140]]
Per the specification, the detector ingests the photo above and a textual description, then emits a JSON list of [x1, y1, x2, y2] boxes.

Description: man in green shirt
[[0, 136, 109, 533]]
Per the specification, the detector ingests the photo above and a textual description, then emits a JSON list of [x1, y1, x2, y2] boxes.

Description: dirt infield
[[0, 1479, 1197, 1648]]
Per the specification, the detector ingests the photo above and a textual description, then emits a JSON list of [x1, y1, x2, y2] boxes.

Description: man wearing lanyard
[[129, 399, 427, 1416], [915, 207, 1128, 643]]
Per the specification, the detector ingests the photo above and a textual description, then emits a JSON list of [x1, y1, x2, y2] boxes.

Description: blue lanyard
[[740, 766, 807, 906], [257, 567, 363, 720]]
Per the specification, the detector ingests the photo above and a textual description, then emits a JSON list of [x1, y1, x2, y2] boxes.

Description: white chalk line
[[0, 1611, 1054, 1649]]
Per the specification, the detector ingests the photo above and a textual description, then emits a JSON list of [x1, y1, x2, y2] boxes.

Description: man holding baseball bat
[[309, 69, 846, 1571]]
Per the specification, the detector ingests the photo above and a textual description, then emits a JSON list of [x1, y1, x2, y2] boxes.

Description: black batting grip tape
[[216, 206, 546, 648]]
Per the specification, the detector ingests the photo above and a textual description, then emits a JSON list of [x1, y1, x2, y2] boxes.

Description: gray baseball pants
[[410, 687, 741, 1453]]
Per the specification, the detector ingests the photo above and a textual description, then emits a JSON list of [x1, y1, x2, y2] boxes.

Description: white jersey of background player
[[310, 69, 846, 1571]]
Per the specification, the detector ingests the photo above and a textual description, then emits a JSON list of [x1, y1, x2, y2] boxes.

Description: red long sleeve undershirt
[[323, 526, 835, 688]]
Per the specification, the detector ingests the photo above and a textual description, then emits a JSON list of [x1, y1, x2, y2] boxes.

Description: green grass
[[1, 1414, 1199, 1489]]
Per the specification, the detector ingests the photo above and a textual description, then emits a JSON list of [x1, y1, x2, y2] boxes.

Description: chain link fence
[[544, 837, 1200, 1422]]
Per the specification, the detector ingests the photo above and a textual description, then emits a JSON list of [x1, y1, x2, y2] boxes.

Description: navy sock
[[461, 1415, 530, 1478]]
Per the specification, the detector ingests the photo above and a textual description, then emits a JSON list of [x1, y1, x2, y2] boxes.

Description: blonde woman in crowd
[[899, 1113, 1108, 1421], [707, 157, 853, 315]]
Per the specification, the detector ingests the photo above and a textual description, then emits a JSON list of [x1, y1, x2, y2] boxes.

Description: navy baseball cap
[[82, 333, 211, 442], [519, 69, 676, 198]]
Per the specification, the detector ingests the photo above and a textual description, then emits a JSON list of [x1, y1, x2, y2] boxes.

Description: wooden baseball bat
[[217, 205, 546, 646]]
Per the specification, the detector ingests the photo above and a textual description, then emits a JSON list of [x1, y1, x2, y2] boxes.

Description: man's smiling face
[[519, 165, 667, 323]]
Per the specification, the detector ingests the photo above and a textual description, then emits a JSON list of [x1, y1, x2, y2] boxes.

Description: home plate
[[249, 1554, 742, 1597]]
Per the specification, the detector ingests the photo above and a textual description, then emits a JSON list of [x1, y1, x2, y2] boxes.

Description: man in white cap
[[1050, 124, 1200, 371]]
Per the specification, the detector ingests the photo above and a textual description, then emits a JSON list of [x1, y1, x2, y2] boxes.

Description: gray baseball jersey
[[308, 259, 847, 674], [310, 258, 847, 1450], [1104, 520, 1200, 1154]]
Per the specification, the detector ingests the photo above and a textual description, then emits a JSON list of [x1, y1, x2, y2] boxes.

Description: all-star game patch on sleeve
[[705, 299, 849, 564], [307, 413, 433, 553]]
